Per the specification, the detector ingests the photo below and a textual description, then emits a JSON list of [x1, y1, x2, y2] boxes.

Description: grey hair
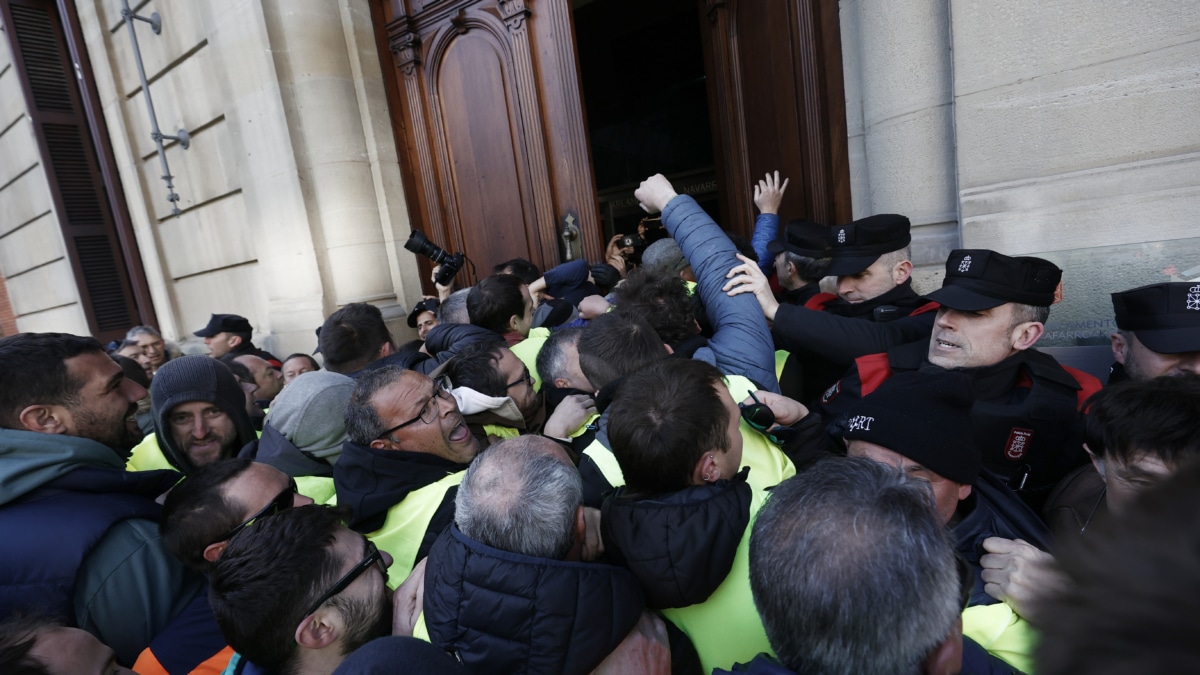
[[437, 288, 471, 324], [1010, 302, 1051, 328], [455, 436, 581, 560], [344, 365, 411, 445], [750, 456, 961, 675], [875, 246, 911, 271], [536, 326, 583, 386], [126, 325, 163, 340]]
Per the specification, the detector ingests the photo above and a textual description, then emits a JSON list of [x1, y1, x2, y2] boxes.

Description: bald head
[[454, 436, 581, 559]]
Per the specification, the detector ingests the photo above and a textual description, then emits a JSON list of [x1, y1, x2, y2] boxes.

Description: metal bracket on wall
[[121, 0, 189, 217]]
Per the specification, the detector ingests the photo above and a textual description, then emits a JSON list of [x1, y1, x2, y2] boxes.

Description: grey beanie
[[265, 370, 354, 461], [150, 355, 257, 474], [641, 238, 689, 275]]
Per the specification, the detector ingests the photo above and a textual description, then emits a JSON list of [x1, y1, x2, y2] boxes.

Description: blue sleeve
[[751, 213, 779, 275], [660, 195, 779, 393], [543, 258, 590, 289]]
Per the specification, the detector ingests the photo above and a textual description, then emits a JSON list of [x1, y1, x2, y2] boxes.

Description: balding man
[[423, 436, 669, 675]]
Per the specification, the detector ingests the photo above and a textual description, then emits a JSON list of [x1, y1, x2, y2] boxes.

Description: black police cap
[[925, 249, 1060, 311], [824, 214, 912, 276], [1112, 282, 1200, 354], [193, 313, 253, 337], [766, 219, 830, 259]]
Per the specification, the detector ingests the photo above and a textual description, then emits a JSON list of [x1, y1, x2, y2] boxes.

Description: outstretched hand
[[741, 390, 808, 427], [723, 253, 780, 322], [753, 171, 789, 215]]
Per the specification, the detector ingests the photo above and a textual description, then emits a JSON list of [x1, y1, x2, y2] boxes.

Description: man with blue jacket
[[0, 332, 203, 665]]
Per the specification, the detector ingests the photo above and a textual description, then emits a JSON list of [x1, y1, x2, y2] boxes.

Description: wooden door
[[371, 0, 603, 288], [700, 0, 852, 233]]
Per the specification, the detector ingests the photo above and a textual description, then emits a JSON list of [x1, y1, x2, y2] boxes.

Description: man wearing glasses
[[335, 366, 482, 585], [131, 459, 314, 674], [209, 505, 404, 675]]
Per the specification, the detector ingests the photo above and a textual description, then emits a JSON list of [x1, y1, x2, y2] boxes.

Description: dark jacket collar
[[825, 278, 925, 318], [424, 525, 644, 675], [601, 468, 752, 609], [333, 440, 468, 532]]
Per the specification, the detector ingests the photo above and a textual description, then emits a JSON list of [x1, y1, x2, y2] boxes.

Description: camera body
[[405, 231, 465, 287]]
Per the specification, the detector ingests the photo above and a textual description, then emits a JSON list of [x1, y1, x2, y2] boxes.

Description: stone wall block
[[137, 119, 239, 220], [961, 153, 1200, 255], [0, 214, 64, 278], [122, 45, 224, 160], [954, 41, 1200, 188], [107, 0, 209, 96], [0, 115, 40, 188], [7, 259, 80, 315], [156, 191, 255, 278], [0, 68, 26, 128], [856, 0, 953, 127], [0, 170, 53, 238], [172, 263, 264, 337], [15, 303, 89, 335], [951, 0, 1200, 96]]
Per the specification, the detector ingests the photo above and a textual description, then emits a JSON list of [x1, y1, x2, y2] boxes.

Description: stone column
[[839, 0, 959, 288]]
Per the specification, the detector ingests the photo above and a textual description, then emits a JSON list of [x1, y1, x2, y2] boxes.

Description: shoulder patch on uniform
[[821, 380, 841, 404]]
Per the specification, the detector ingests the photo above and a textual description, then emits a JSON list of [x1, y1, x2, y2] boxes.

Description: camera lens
[[405, 231, 449, 265]]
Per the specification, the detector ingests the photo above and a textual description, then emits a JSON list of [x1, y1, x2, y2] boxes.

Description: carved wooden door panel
[[372, 0, 603, 287], [700, 0, 852, 232]]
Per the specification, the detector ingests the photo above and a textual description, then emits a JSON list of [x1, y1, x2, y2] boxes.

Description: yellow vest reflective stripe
[[126, 434, 174, 472], [367, 471, 465, 587], [663, 487, 775, 673]]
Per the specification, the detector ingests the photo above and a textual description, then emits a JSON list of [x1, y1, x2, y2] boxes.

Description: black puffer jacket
[[601, 469, 752, 609], [423, 526, 644, 675]]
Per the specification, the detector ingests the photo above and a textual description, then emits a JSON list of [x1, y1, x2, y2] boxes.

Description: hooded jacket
[[333, 440, 468, 584], [150, 356, 258, 474], [0, 429, 203, 665], [601, 470, 773, 672], [424, 525, 643, 675]]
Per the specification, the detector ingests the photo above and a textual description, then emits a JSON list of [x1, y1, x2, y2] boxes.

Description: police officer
[[766, 219, 831, 307], [1109, 281, 1200, 382], [818, 249, 1103, 510]]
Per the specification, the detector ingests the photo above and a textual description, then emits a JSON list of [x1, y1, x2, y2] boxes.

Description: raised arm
[[636, 174, 779, 392]]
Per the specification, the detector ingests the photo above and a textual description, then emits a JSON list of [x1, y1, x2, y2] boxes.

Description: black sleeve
[[772, 304, 935, 363]]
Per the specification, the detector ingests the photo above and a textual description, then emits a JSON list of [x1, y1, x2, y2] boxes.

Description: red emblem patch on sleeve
[[1005, 428, 1034, 461]]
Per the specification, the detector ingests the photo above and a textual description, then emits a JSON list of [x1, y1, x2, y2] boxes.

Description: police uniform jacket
[[821, 340, 1103, 509]]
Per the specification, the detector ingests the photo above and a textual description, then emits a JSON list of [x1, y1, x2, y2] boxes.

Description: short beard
[[71, 402, 142, 458]]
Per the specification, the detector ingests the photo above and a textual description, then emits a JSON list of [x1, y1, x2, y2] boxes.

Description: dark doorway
[[573, 0, 721, 244]]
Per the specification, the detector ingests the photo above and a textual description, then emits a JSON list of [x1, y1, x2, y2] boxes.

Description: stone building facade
[[0, 0, 1196, 353]]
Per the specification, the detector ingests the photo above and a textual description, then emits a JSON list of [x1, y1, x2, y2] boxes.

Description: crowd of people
[[1, 171, 1198, 675]]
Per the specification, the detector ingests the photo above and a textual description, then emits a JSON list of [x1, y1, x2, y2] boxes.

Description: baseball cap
[[925, 249, 1061, 311], [407, 299, 441, 328], [825, 214, 912, 276], [1112, 282, 1200, 354], [193, 313, 253, 337], [766, 219, 830, 259]]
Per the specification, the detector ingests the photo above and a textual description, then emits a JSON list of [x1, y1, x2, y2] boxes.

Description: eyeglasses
[[738, 390, 798, 446], [301, 540, 388, 618], [375, 376, 453, 440], [507, 367, 534, 390], [218, 477, 298, 543]]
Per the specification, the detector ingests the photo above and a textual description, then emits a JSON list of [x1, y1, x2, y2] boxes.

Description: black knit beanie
[[836, 369, 980, 485], [151, 355, 257, 473]]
